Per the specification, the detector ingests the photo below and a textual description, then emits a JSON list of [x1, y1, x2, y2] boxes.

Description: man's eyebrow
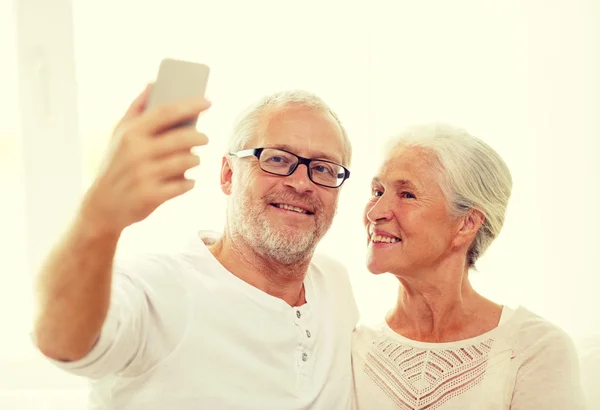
[[270, 144, 342, 164]]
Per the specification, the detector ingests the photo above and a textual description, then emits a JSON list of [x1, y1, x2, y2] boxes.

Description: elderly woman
[[352, 124, 587, 409]]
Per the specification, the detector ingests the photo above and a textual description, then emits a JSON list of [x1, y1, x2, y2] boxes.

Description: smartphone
[[146, 58, 210, 128]]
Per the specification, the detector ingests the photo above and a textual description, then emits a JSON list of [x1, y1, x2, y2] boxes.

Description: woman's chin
[[366, 259, 389, 275]]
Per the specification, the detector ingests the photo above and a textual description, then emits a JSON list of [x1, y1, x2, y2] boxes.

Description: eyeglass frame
[[229, 147, 351, 188]]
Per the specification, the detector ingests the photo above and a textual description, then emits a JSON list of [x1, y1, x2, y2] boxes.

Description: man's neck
[[208, 233, 310, 307]]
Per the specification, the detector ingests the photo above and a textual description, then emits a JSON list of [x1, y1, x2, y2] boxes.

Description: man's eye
[[313, 165, 334, 175], [265, 156, 287, 163]]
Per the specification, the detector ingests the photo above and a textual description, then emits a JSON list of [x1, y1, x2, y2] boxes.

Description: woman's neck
[[386, 261, 502, 342]]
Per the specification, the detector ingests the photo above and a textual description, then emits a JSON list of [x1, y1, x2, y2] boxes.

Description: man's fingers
[[135, 98, 212, 135], [155, 178, 196, 203], [152, 153, 201, 180], [116, 84, 153, 129], [150, 129, 209, 158]]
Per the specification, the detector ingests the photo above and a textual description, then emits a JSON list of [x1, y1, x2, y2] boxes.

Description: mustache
[[263, 192, 323, 215]]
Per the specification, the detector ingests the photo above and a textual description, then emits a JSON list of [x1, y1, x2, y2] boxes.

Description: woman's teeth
[[371, 235, 400, 243]]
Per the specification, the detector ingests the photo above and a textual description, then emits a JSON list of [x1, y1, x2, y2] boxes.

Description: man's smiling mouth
[[271, 203, 314, 215]]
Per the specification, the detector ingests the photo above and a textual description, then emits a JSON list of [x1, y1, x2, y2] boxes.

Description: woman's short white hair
[[227, 90, 352, 167], [387, 123, 513, 268]]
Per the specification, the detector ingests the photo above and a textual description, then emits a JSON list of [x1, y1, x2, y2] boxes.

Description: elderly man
[[33, 85, 358, 409]]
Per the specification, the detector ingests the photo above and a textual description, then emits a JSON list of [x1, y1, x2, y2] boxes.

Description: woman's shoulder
[[352, 320, 388, 347], [504, 306, 579, 360], [354, 320, 386, 335], [505, 307, 572, 340]]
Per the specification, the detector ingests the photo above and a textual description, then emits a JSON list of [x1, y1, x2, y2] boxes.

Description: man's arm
[[32, 84, 211, 364], [33, 209, 120, 361]]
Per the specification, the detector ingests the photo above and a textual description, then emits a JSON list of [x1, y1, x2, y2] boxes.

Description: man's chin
[[259, 241, 315, 266], [266, 221, 316, 238], [259, 226, 317, 252], [269, 232, 315, 250]]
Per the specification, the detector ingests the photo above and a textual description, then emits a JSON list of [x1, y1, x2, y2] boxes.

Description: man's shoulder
[[112, 237, 211, 289], [310, 252, 349, 276], [309, 252, 354, 290], [115, 249, 192, 274], [116, 231, 211, 268], [309, 252, 359, 322]]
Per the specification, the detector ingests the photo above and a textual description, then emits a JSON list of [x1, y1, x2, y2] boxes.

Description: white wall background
[[1, 0, 598, 407]]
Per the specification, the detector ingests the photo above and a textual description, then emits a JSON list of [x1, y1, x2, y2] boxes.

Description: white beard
[[228, 175, 332, 265]]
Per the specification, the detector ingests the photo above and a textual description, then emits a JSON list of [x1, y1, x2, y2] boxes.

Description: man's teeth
[[371, 234, 400, 243], [275, 204, 308, 214]]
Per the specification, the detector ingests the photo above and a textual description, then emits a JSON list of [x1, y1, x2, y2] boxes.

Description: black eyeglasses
[[230, 147, 350, 188]]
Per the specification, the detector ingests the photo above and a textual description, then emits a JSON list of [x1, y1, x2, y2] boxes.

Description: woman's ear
[[454, 208, 485, 247], [220, 156, 234, 195]]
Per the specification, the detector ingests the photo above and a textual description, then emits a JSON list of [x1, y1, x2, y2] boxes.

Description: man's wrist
[[76, 197, 123, 243]]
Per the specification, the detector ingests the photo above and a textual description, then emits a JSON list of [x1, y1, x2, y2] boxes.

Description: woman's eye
[[371, 189, 383, 198], [401, 191, 415, 199]]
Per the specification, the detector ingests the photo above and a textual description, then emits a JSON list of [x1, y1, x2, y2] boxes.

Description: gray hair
[[227, 90, 352, 167], [387, 123, 513, 268]]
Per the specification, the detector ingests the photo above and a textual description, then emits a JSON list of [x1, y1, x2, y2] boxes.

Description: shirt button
[[306, 330, 311, 338], [296, 310, 301, 319], [302, 352, 308, 362]]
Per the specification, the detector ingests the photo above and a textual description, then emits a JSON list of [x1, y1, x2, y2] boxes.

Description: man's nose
[[284, 164, 314, 194]]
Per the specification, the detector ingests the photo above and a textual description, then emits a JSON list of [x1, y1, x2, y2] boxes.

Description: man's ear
[[220, 156, 234, 195], [454, 208, 485, 248]]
